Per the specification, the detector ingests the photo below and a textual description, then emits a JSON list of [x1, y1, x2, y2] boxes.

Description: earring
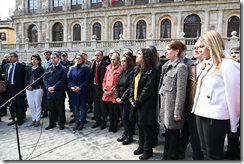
[[175, 54, 177, 57]]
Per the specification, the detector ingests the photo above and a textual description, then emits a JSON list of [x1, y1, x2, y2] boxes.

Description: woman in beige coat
[[157, 40, 188, 160]]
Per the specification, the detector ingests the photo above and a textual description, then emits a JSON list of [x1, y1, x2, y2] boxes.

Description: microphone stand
[[0, 69, 55, 160]]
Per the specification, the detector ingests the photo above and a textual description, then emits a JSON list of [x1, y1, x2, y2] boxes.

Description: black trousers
[[47, 99, 66, 126], [119, 101, 133, 137], [0, 92, 7, 115], [92, 85, 107, 124], [138, 124, 154, 154], [179, 109, 190, 151], [7, 85, 25, 122], [164, 127, 180, 160], [42, 89, 49, 115], [196, 116, 230, 160], [107, 102, 119, 130], [226, 124, 240, 159]]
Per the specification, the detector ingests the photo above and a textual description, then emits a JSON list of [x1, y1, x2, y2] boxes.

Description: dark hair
[[167, 40, 184, 57], [51, 52, 61, 58], [44, 50, 51, 55], [31, 54, 42, 66], [182, 42, 187, 51], [147, 45, 160, 61], [126, 48, 133, 54], [135, 48, 156, 73], [10, 52, 18, 57], [122, 54, 135, 70], [123, 51, 135, 63], [96, 50, 103, 56], [62, 52, 68, 56], [231, 46, 240, 51]]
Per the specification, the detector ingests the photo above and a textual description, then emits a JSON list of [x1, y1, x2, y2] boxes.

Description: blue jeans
[[73, 105, 87, 124]]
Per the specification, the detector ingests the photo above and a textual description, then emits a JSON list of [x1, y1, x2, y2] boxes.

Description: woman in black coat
[[129, 48, 157, 160], [115, 52, 135, 145]]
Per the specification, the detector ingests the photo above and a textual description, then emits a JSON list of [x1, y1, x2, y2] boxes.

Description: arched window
[[73, 24, 81, 41], [28, 25, 38, 42], [136, 20, 146, 39], [53, 0, 63, 11], [93, 22, 101, 40], [183, 14, 201, 38], [227, 16, 240, 37], [28, 0, 37, 13], [113, 21, 123, 40], [135, 0, 148, 5], [91, 0, 102, 8], [0, 33, 6, 40], [160, 19, 171, 38], [71, 0, 82, 10], [52, 23, 63, 41]]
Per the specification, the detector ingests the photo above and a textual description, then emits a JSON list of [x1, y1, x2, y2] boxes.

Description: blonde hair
[[198, 30, 227, 75], [74, 53, 86, 68]]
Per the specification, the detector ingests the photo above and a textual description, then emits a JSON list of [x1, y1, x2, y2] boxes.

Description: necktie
[[95, 63, 99, 85], [8, 64, 14, 85]]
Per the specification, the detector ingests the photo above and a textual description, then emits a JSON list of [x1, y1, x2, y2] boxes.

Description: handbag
[[0, 80, 6, 93]]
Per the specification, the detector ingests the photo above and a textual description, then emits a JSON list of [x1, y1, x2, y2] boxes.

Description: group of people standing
[[0, 30, 240, 160]]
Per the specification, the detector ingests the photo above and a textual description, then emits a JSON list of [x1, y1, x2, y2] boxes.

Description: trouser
[[107, 101, 119, 130], [196, 116, 230, 160], [179, 109, 190, 152], [226, 124, 240, 159], [47, 99, 66, 126], [119, 101, 133, 137], [73, 105, 87, 124], [186, 109, 203, 160], [0, 92, 7, 115], [42, 89, 49, 115], [7, 85, 25, 122], [92, 85, 107, 124], [152, 121, 160, 144], [88, 87, 93, 111], [138, 124, 154, 154], [66, 87, 72, 110], [164, 127, 180, 160], [26, 89, 44, 121]]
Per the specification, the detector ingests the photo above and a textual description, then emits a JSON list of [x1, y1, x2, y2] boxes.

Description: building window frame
[[113, 21, 123, 40], [28, 0, 37, 13], [73, 23, 81, 41], [112, 0, 125, 7], [135, 0, 148, 5], [71, 0, 82, 10], [52, 22, 63, 41], [136, 20, 147, 39], [28, 25, 38, 42], [227, 16, 240, 37], [92, 22, 101, 40], [91, 0, 102, 8], [183, 14, 201, 38], [53, 0, 63, 11], [160, 19, 171, 38], [0, 32, 6, 41]]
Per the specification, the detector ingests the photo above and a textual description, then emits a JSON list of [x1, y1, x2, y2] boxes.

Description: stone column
[[217, 10, 223, 35], [64, 0, 70, 11], [127, 14, 131, 39], [14, 22, 18, 42], [125, 0, 132, 5], [46, 21, 50, 42], [64, 19, 68, 42], [105, 16, 109, 40], [21, 22, 25, 43], [151, 13, 156, 39], [38, 21, 42, 42], [149, 0, 157, 3], [204, 10, 209, 33], [177, 11, 182, 38], [83, 17, 87, 41]]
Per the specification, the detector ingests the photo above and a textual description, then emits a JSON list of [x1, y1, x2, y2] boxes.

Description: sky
[[0, 0, 15, 20]]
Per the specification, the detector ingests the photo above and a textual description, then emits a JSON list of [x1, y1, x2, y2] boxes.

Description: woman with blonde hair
[[192, 31, 240, 159]]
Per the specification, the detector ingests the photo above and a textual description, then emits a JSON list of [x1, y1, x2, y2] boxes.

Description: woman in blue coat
[[68, 53, 90, 131]]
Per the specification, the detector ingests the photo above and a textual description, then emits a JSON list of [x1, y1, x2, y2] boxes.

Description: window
[[0, 33, 6, 41], [28, 25, 38, 42], [91, 0, 102, 8], [112, 0, 125, 7], [135, 0, 148, 5], [71, 0, 82, 10], [160, 19, 171, 38], [73, 24, 81, 41], [136, 20, 146, 39], [52, 23, 63, 41], [92, 22, 101, 40], [159, 0, 174, 3], [183, 14, 201, 38], [227, 16, 240, 37], [113, 21, 123, 40], [28, 0, 37, 13], [53, 0, 63, 11]]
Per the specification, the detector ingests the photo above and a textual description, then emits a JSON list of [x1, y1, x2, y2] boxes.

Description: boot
[[73, 123, 79, 131], [78, 124, 84, 130]]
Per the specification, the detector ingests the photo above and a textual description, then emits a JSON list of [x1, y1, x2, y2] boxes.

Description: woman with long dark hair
[[129, 48, 157, 160]]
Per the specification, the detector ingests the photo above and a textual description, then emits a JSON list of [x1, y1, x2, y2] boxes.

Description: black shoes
[[30, 121, 35, 126], [7, 120, 15, 126], [41, 114, 48, 119], [69, 118, 75, 124], [18, 121, 24, 126], [108, 128, 112, 132], [139, 152, 153, 160], [45, 125, 56, 130], [123, 137, 134, 145], [91, 116, 95, 120], [179, 150, 185, 160], [100, 123, 107, 129], [117, 135, 127, 142], [59, 125, 64, 130], [1, 113, 6, 117], [92, 122, 101, 128], [133, 147, 144, 155]]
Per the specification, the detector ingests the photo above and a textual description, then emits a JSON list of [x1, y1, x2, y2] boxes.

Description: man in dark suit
[[43, 52, 68, 130], [4, 52, 27, 126], [90, 50, 109, 129]]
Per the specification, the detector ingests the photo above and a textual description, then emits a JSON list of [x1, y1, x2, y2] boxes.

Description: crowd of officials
[[0, 30, 240, 160]]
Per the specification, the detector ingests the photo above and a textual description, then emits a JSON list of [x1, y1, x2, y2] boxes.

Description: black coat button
[[207, 96, 210, 99]]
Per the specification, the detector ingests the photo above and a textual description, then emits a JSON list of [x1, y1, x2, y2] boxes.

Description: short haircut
[[44, 50, 51, 55], [112, 51, 120, 60], [51, 52, 60, 58], [167, 40, 184, 57], [231, 46, 240, 51], [10, 52, 18, 57], [31, 54, 42, 65], [96, 50, 103, 56]]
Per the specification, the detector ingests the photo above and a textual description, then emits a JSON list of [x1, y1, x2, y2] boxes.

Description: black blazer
[[129, 68, 157, 125], [43, 63, 68, 99], [25, 65, 44, 89], [4, 62, 27, 95]]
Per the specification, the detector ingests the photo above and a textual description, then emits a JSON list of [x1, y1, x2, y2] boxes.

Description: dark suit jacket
[[4, 62, 27, 97], [25, 65, 44, 89], [43, 63, 68, 100]]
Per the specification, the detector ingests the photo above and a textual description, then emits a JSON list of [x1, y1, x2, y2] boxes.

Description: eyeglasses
[[193, 45, 205, 50]]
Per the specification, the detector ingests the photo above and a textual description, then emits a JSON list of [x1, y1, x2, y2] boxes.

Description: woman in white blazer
[[192, 31, 240, 160]]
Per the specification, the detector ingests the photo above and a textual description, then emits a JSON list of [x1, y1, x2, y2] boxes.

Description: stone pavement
[[0, 100, 194, 160]]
